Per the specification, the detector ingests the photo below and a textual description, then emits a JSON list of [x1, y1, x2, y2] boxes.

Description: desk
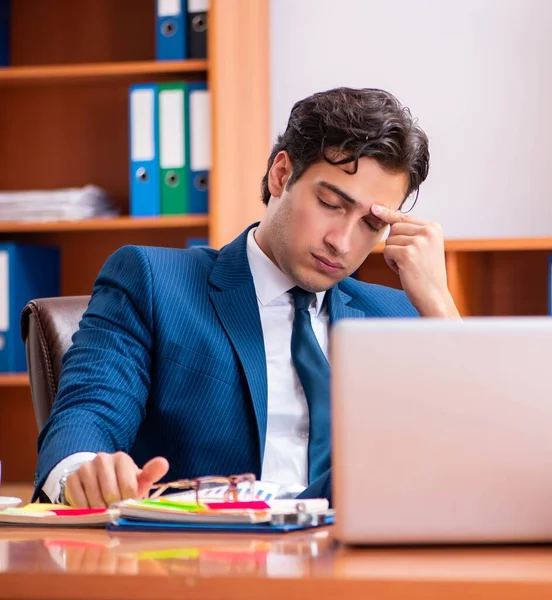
[[1, 489, 552, 599]]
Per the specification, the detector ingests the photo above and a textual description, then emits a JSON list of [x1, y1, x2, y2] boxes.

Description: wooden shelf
[[0, 60, 208, 86], [0, 215, 209, 233], [370, 237, 552, 254], [0, 373, 29, 387]]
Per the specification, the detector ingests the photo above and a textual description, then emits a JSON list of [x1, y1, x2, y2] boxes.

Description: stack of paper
[[109, 497, 332, 533], [0, 185, 119, 222], [0, 503, 114, 527]]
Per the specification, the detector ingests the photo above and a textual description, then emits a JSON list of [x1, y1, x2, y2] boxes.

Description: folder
[[0, 243, 60, 373], [0, 0, 9, 67], [129, 84, 160, 217], [159, 82, 189, 215], [187, 0, 208, 59], [155, 0, 186, 61], [186, 82, 211, 214], [108, 517, 334, 534], [186, 237, 209, 248]]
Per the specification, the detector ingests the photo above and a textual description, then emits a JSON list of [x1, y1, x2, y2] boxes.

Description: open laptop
[[331, 317, 552, 545]]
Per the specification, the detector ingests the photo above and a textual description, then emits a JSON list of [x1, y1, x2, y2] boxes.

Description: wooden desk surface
[[2, 486, 552, 599]]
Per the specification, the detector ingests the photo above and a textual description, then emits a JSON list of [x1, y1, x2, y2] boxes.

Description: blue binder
[[0, 243, 60, 373], [186, 237, 209, 248], [0, 0, 10, 67], [155, 0, 186, 61], [186, 81, 210, 214], [108, 515, 334, 534], [129, 83, 160, 217]]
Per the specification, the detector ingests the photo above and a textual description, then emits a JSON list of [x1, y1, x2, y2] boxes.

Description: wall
[[271, 0, 552, 239]]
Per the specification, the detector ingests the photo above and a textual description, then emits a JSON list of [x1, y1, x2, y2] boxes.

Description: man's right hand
[[64, 453, 169, 508]]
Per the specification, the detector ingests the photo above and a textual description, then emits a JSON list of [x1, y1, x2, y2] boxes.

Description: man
[[35, 87, 459, 507]]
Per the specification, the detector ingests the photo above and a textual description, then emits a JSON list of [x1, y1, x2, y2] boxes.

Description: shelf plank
[[370, 237, 552, 254], [0, 215, 209, 233], [0, 60, 208, 85], [0, 374, 29, 387]]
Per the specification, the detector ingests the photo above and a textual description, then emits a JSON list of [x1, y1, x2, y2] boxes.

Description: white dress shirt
[[43, 228, 329, 501], [246, 228, 329, 496]]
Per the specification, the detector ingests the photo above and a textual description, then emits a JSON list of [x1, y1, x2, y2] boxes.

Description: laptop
[[331, 317, 552, 545]]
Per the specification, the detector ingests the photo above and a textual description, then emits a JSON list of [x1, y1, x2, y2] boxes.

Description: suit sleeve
[[34, 246, 154, 499]]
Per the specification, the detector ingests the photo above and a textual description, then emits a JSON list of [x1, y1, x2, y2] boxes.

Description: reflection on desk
[[3, 520, 552, 599], [0, 527, 334, 578]]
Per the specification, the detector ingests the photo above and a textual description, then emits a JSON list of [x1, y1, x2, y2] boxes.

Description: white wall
[[270, 0, 552, 239]]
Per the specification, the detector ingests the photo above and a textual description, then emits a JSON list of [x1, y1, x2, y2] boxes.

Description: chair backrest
[[20, 296, 90, 430]]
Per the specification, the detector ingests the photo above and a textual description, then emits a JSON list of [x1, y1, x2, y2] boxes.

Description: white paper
[[159, 89, 185, 169], [131, 88, 155, 162], [0, 251, 8, 332], [190, 90, 211, 171]]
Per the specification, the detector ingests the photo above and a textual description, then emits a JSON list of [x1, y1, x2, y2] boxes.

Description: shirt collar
[[246, 228, 326, 316]]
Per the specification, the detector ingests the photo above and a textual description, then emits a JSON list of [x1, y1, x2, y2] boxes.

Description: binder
[[0, 0, 9, 67], [129, 84, 160, 217], [108, 516, 334, 534], [0, 243, 60, 373], [159, 82, 189, 215], [187, 0, 208, 59], [186, 237, 209, 248], [155, 0, 186, 61], [186, 82, 211, 214]]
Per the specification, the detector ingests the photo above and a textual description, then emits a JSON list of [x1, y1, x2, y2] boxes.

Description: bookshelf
[[0, 0, 549, 485], [0, 0, 269, 483], [360, 238, 552, 318]]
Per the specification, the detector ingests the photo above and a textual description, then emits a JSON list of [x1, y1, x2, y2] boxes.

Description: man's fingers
[[78, 462, 107, 508], [371, 204, 425, 226], [387, 222, 423, 237], [95, 453, 122, 505], [114, 452, 141, 500], [385, 235, 415, 247], [137, 457, 170, 497], [65, 472, 89, 508]]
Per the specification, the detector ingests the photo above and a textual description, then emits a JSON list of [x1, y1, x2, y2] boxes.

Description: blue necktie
[[290, 287, 331, 484]]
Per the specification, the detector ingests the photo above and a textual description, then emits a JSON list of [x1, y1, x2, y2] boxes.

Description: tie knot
[[291, 286, 316, 311]]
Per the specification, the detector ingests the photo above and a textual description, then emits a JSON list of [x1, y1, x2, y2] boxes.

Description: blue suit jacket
[[35, 224, 418, 502]]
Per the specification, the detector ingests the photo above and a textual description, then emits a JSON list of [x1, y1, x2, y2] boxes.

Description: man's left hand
[[371, 204, 460, 318]]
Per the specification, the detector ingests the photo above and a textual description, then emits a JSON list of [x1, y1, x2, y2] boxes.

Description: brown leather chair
[[20, 296, 90, 431]]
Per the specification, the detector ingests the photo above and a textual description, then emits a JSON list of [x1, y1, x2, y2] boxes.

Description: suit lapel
[[328, 286, 365, 324], [209, 225, 268, 464]]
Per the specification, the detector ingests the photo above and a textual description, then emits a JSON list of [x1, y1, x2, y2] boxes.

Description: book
[[0, 504, 114, 527]]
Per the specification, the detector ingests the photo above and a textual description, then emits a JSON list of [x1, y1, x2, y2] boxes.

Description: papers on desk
[[0, 185, 119, 222], [0, 497, 333, 533], [109, 497, 333, 533], [0, 504, 114, 527]]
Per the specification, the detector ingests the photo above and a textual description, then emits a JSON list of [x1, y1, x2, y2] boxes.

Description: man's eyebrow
[[318, 181, 359, 207]]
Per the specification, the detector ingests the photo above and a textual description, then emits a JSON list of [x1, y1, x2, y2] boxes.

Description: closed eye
[[318, 198, 339, 210], [363, 218, 383, 233]]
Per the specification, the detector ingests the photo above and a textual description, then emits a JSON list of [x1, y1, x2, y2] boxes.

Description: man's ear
[[267, 151, 293, 199]]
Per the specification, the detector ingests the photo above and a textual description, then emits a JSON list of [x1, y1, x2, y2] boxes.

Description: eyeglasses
[[148, 472, 256, 504]]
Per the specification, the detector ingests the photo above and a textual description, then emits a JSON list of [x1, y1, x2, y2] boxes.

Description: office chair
[[20, 296, 90, 430]]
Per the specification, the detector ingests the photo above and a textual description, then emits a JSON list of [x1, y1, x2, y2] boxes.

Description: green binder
[[159, 82, 189, 214]]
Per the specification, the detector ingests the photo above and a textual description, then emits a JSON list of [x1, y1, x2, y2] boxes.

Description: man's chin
[[291, 267, 347, 293]]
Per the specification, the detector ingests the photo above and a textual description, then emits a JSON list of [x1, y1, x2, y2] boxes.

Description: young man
[[35, 87, 459, 507]]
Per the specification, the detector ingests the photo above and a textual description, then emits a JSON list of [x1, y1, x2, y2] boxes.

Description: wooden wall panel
[[0, 388, 37, 483], [356, 253, 402, 290], [489, 251, 549, 316], [446, 251, 491, 317], [11, 0, 155, 65]]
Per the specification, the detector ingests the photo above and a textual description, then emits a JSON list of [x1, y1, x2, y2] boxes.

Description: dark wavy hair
[[261, 87, 430, 208]]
